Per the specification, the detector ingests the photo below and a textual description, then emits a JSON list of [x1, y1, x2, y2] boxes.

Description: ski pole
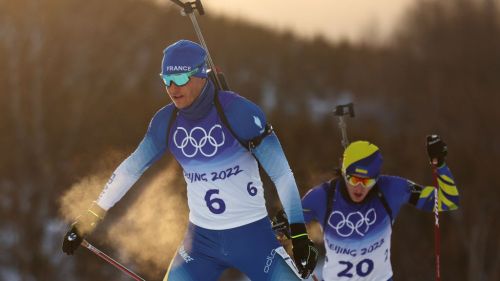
[[333, 103, 355, 149], [274, 246, 320, 281], [431, 161, 441, 281], [170, 0, 229, 90], [81, 239, 146, 281]]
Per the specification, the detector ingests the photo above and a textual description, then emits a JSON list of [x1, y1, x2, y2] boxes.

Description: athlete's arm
[[96, 105, 173, 210], [252, 134, 305, 224], [224, 94, 305, 224], [407, 164, 459, 212]]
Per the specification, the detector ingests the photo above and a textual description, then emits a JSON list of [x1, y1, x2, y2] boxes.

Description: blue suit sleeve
[[378, 166, 459, 220], [252, 133, 305, 224], [225, 96, 305, 225], [301, 183, 329, 225], [96, 105, 172, 210], [413, 164, 459, 212]]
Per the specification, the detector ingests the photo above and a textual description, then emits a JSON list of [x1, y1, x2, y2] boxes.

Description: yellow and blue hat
[[342, 141, 383, 178]]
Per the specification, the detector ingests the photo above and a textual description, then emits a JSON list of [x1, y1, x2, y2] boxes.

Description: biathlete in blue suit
[[301, 137, 459, 281], [62, 39, 318, 280]]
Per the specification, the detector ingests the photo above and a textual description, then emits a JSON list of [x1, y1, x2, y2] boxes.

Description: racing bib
[[169, 107, 267, 229], [322, 193, 393, 280]]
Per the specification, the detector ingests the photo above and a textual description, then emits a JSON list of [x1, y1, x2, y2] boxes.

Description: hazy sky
[[194, 0, 418, 42]]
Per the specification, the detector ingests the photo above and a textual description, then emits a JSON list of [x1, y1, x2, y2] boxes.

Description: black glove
[[62, 203, 106, 255], [271, 209, 291, 239], [290, 223, 318, 279], [63, 225, 84, 255], [426, 134, 447, 167]]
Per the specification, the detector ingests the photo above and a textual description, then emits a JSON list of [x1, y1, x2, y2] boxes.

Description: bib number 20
[[204, 189, 226, 214], [338, 259, 374, 278]]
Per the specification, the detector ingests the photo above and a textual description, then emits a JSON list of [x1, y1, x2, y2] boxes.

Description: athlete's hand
[[62, 203, 106, 255], [426, 134, 447, 167], [271, 209, 291, 239], [290, 223, 318, 279]]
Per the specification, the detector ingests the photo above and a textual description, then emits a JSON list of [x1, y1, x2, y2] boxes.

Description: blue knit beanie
[[161, 40, 208, 78]]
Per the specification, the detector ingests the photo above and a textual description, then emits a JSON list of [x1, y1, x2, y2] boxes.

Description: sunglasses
[[345, 174, 377, 188], [160, 68, 199, 87]]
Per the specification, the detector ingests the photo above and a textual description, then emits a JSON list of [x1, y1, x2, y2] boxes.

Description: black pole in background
[[170, 0, 230, 90]]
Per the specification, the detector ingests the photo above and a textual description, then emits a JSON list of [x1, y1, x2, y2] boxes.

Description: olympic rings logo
[[328, 208, 377, 237], [173, 125, 225, 158]]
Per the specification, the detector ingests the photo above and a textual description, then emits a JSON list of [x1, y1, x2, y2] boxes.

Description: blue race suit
[[302, 166, 459, 281], [96, 79, 304, 280]]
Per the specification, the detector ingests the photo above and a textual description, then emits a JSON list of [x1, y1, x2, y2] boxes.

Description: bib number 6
[[204, 189, 226, 214], [247, 182, 257, 196]]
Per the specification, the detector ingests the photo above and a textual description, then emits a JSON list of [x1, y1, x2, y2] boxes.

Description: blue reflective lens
[[160, 68, 198, 87]]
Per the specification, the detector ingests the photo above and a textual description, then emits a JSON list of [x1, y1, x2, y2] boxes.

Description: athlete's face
[[345, 175, 374, 203], [166, 77, 206, 109]]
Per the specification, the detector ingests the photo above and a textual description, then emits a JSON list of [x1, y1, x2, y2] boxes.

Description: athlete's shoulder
[[218, 91, 267, 141], [377, 175, 413, 207], [216, 90, 240, 105], [146, 103, 176, 146], [377, 175, 411, 189], [149, 103, 175, 130], [153, 103, 176, 119], [218, 91, 265, 118], [302, 181, 330, 223], [303, 181, 329, 203]]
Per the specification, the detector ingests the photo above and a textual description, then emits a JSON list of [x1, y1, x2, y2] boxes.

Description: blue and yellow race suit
[[302, 166, 459, 281], [95, 79, 304, 280]]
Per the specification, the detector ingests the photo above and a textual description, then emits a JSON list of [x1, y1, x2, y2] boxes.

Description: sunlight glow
[[162, 0, 417, 42]]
